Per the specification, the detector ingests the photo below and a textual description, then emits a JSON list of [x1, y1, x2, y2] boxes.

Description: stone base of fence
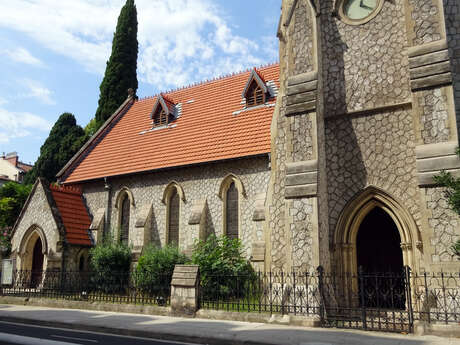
[[414, 320, 460, 337]]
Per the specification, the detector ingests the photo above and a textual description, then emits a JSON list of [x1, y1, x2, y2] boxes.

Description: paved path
[[0, 304, 459, 345]]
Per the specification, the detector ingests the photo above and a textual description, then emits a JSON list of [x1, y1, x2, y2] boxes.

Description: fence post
[[317, 266, 325, 326], [359, 266, 367, 331], [405, 266, 414, 333], [441, 271, 448, 324], [423, 272, 430, 324], [170, 265, 200, 317]]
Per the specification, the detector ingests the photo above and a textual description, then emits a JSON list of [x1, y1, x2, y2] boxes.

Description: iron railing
[[2, 267, 460, 334], [199, 267, 460, 333], [1, 270, 171, 306]]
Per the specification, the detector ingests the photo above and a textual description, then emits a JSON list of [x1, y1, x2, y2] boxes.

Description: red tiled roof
[[50, 184, 92, 246], [62, 64, 279, 184]]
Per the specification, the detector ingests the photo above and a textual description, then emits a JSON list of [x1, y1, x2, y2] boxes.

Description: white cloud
[[20, 79, 56, 105], [0, 108, 52, 143], [0, 97, 7, 106], [0, 0, 273, 90], [2, 47, 45, 67]]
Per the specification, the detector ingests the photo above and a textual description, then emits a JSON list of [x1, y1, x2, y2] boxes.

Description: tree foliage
[[24, 113, 86, 184], [191, 235, 255, 299], [89, 237, 131, 292], [134, 245, 187, 298], [0, 182, 33, 252], [94, 0, 138, 128]]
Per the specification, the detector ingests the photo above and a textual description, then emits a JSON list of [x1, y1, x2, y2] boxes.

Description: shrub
[[89, 238, 131, 293], [191, 235, 256, 299], [134, 245, 187, 299]]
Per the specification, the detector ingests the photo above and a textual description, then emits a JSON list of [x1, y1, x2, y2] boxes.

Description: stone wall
[[82, 156, 270, 259], [443, 0, 460, 140], [267, 0, 319, 271], [324, 107, 423, 244], [416, 87, 451, 144], [320, 0, 410, 116], [426, 187, 460, 263], [11, 181, 63, 271]]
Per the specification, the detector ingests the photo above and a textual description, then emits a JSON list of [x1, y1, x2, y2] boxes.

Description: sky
[[0, 0, 281, 165]]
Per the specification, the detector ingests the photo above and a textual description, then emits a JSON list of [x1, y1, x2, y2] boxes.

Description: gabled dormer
[[150, 94, 176, 127], [242, 68, 268, 108]]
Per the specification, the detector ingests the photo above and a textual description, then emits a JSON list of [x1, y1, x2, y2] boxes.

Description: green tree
[[434, 147, 460, 258], [94, 0, 138, 128], [0, 182, 33, 252], [24, 113, 87, 184]]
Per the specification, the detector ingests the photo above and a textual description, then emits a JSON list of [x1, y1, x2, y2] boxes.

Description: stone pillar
[[170, 265, 199, 317]]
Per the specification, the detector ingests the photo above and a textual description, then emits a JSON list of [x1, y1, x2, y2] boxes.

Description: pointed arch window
[[162, 181, 185, 247], [219, 174, 246, 240], [120, 194, 130, 245], [226, 182, 239, 239], [168, 188, 180, 245]]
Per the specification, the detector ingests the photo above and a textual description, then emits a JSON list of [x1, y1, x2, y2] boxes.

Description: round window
[[339, 0, 383, 25]]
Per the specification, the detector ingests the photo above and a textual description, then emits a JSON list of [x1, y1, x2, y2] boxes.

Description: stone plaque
[[1, 259, 14, 285]]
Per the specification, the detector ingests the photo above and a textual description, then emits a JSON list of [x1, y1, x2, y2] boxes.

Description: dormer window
[[242, 68, 268, 108], [153, 108, 169, 127], [246, 81, 265, 107], [150, 94, 176, 127]]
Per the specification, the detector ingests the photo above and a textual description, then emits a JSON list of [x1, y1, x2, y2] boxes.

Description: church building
[[9, 0, 460, 276]]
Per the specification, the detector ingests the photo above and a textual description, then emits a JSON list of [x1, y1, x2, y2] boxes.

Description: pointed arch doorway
[[31, 237, 44, 288], [334, 187, 418, 275], [356, 207, 403, 275]]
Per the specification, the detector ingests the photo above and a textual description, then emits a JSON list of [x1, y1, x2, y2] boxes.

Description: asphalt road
[[0, 321, 200, 345]]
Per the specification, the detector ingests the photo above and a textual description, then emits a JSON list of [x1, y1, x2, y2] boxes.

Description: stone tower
[[266, 0, 460, 274]]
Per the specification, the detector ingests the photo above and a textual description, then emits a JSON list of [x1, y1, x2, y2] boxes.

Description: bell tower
[[266, 0, 460, 272]]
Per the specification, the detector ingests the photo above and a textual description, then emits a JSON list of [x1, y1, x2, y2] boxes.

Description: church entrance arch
[[19, 225, 48, 287], [333, 187, 419, 276], [31, 237, 44, 287], [356, 207, 403, 274]]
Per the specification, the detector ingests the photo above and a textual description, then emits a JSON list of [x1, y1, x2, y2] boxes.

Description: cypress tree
[[24, 113, 87, 184], [94, 0, 138, 128]]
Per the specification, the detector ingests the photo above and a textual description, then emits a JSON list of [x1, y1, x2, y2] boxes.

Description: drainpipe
[[104, 177, 112, 239]]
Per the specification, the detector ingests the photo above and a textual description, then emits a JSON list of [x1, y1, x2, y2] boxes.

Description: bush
[[191, 235, 256, 299], [89, 238, 131, 293], [134, 245, 187, 299]]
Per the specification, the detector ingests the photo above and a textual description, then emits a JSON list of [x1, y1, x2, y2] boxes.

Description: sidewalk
[[0, 304, 459, 345]]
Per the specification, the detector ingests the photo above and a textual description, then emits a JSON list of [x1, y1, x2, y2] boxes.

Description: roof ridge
[[137, 62, 279, 102]]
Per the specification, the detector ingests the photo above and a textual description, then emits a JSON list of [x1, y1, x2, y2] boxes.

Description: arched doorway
[[356, 207, 405, 309], [30, 237, 44, 288], [333, 187, 420, 276], [356, 207, 403, 274]]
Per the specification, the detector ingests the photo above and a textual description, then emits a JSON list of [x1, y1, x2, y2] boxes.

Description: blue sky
[[0, 0, 281, 165]]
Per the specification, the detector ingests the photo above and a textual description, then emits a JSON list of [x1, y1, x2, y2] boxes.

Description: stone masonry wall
[[407, 0, 443, 45], [416, 87, 451, 144], [443, 0, 460, 141], [268, 0, 317, 270], [325, 107, 423, 244], [11, 182, 62, 269], [320, 0, 410, 116], [426, 187, 460, 263], [82, 156, 270, 258]]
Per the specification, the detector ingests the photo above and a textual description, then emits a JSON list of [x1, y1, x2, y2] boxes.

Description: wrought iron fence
[[2, 267, 460, 334], [199, 267, 460, 333], [0, 270, 171, 306]]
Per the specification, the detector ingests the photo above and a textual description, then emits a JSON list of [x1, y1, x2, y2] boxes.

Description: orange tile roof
[[50, 184, 92, 246], [62, 63, 279, 184]]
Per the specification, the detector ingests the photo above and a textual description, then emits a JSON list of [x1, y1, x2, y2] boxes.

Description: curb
[[0, 315, 269, 345]]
